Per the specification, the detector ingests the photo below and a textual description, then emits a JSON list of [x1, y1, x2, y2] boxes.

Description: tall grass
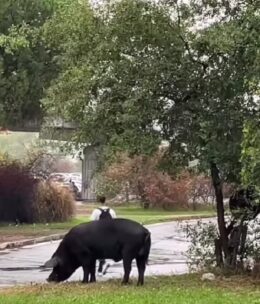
[[0, 156, 75, 223], [33, 181, 75, 222]]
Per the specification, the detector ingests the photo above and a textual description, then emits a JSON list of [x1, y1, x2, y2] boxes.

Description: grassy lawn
[[0, 132, 38, 159], [116, 205, 215, 224], [0, 275, 259, 304], [0, 205, 216, 243]]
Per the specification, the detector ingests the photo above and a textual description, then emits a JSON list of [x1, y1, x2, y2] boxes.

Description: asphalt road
[[0, 219, 211, 287]]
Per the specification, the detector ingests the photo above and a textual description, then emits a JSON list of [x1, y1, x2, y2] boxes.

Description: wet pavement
[[0, 219, 214, 287]]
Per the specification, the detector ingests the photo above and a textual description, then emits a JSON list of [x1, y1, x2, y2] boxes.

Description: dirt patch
[[0, 235, 28, 243], [75, 205, 92, 216]]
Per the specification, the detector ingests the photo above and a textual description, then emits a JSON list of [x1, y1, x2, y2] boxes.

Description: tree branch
[[210, 161, 229, 260], [175, 1, 208, 73]]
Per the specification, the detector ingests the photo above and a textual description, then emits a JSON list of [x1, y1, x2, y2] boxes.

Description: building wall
[[81, 146, 97, 201]]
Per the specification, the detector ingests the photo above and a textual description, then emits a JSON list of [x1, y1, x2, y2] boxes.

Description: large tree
[[44, 0, 259, 268], [0, 0, 58, 129]]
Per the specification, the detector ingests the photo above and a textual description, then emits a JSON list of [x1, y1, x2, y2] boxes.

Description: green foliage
[[43, 0, 180, 153], [167, 1, 259, 183], [43, 0, 259, 185], [0, 25, 29, 53], [0, 0, 58, 127], [241, 120, 260, 189]]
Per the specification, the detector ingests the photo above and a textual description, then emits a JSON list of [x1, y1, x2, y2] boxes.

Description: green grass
[[0, 132, 38, 159], [116, 205, 215, 224], [0, 205, 216, 242], [0, 218, 82, 239], [0, 275, 259, 304]]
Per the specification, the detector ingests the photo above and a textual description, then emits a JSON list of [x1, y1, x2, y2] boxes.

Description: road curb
[[0, 233, 66, 251], [0, 216, 216, 251], [144, 215, 215, 227]]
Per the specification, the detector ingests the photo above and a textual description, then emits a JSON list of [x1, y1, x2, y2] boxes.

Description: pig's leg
[[89, 259, 96, 283], [82, 264, 90, 283]]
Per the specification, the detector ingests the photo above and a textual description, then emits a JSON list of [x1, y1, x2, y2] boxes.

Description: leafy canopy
[[0, 0, 58, 128], [43, 0, 259, 183]]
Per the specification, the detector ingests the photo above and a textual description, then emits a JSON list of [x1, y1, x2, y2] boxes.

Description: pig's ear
[[43, 256, 60, 268]]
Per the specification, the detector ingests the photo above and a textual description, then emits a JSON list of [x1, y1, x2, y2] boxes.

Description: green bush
[[241, 121, 260, 189]]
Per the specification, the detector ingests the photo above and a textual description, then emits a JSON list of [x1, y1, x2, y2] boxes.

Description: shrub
[[187, 174, 215, 209], [99, 153, 192, 208], [143, 171, 190, 209], [0, 153, 75, 223], [25, 149, 56, 179], [97, 153, 141, 201], [33, 181, 75, 222], [185, 217, 260, 274], [0, 158, 37, 223], [185, 220, 218, 271], [25, 149, 80, 179], [100, 152, 216, 209]]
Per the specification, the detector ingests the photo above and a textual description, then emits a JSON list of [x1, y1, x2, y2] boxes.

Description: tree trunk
[[211, 163, 259, 269], [137, 180, 149, 209], [125, 182, 129, 203], [214, 238, 223, 267], [228, 226, 241, 268], [239, 224, 248, 257], [192, 198, 197, 211], [210, 162, 229, 264]]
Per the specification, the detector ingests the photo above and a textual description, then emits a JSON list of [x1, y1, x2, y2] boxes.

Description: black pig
[[44, 219, 151, 285]]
